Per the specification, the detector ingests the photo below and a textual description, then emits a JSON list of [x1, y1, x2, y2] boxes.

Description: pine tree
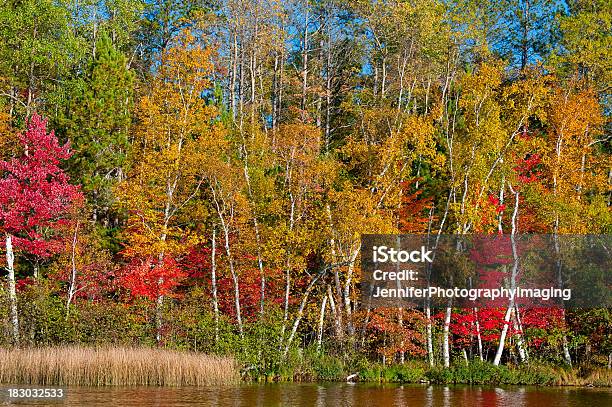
[[60, 32, 134, 230]]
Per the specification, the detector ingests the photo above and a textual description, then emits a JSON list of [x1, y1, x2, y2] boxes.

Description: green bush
[[311, 354, 346, 381], [358, 364, 383, 382], [424, 360, 556, 385], [381, 363, 427, 383]]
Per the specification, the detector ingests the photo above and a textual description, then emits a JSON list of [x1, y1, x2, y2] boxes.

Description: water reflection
[[2, 383, 611, 406]]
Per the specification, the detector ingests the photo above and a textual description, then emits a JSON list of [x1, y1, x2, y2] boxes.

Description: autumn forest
[[0, 0, 610, 384]]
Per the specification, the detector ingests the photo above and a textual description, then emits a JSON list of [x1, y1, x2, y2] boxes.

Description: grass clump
[[0, 346, 239, 386]]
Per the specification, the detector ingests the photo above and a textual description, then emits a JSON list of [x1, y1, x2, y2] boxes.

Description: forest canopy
[[0, 0, 610, 373]]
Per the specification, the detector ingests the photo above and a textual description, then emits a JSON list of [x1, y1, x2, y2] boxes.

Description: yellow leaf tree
[[117, 30, 224, 343]]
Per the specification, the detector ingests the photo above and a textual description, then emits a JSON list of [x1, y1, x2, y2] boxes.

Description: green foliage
[[426, 360, 556, 385], [309, 353, 346, 381], [555, 0, 612, 94], [139, 0, 214, 57], [382, 363, 427, 383], [57, 31, 133, 231], [0, 0, 85, 117], [5, 281, 151, 346]]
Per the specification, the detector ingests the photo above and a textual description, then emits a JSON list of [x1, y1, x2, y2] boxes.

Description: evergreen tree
[[60, 32, 134, 233]]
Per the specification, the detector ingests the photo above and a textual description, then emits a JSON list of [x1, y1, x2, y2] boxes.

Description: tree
[[454, 0, 561, 69], [542, 84, 608, 234], [69, 0, 145, 54], [59, 32, 134, 229], [138, 0, 213, 62], [555, 0, 612, 98], [117, 29, 223, 343], [0, 114, 82, 344], [0, 0, 83, 116]]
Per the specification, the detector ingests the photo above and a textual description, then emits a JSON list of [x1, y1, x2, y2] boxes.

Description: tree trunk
[[283, 267, 327, 357], [155, 223, 169, 345], [327, 284, 342, 339], [494, 187, 520, 366], [555, 235, 573, 366], [494, 305, 513, 366], [317, 295, 327, 353], [155, 292, 164, 344], [324, 28, 332, 152], [281, 262, 291, 344], [300, 3, 309, 122], [211, 228, 219, 343], [474, 308, 484, 361], [230, 33, 238, 121], [342, 247, 359, 336], [66, 221, 80, 318], [426, 306, 434, 366], [562, 314, 572, 366], [240, 141, 266, 317], [5, 233, 19, 344], [211, 184, 243, 339], [513, 307, 528, 363], [442, 305, 452, 367], [223, 225, 243, 339], [272, 52, 279, 129], [398, 307, 405, 364]]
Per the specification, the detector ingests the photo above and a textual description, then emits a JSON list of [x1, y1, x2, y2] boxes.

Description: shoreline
[[1, 346, 609, 388], [244, 360, 612, 388]]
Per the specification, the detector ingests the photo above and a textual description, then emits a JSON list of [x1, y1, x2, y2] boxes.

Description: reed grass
[[0, 346, 239, 386]]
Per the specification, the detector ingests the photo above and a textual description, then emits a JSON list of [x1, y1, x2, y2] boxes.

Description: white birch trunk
[[211, 228, 219, 343], [474, 308, 484, 362], [317, 295, 327, 353], [66, 221, 80, 318], [442, 306, 452, 367], [513, 306, 528, 363], [493, 187, 520, 366], [426, 306, 434, 366], [5, 233, 19, 344]]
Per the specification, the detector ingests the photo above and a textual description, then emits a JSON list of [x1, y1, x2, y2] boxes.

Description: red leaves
[[487, 194, 506, 214], [15, 276, 35, 292], [120, 255, 187, 300], [514, 153, 542, 184], [367, 307, 427, 359], [0, 113, 82, 257], [397, 178, 434, 233], [447, 307, 565, 351]]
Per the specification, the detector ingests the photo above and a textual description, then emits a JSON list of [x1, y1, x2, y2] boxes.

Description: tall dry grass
[[0, 346, 239, 386]]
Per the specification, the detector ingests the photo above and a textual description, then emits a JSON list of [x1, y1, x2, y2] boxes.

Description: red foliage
[[120, 255, 187, 300], [447, 308, 511, 348], [514, 153, 542, 184], [397, 178, 433, 233], [367, 307, 427, 358], [15, 276, 35, 292], [180, 242, 287, 321], [0, 113, 82, 257], [487, 194, 506, 214], [520, 307, 565, 348], [180, 243, 212, 281], [447, 307, 566, 351]]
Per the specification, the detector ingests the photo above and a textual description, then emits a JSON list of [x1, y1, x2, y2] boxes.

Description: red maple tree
[[0, 113, 82, 343], [0, 113, 82, 259]]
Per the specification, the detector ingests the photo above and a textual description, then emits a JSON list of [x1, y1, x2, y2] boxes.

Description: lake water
[[2, 383, 611, 406]]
